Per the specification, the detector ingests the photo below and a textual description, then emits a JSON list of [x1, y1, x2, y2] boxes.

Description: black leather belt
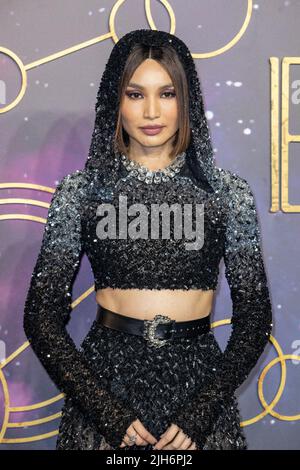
[[96, 304, 211, 348]]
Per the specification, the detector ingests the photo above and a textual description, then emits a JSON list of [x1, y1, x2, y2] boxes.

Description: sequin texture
[[57, 325, 248, 450], [23, 29, 273, 451]]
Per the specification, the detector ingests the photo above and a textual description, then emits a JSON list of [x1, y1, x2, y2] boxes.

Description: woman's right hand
[[119, 419, 158, 448]]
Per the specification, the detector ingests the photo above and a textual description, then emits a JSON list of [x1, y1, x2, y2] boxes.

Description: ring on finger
[[128, 433, 137, 444]]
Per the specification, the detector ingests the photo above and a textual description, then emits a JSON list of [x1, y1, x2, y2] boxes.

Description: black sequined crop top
[[82, 154, 224, 292], [23, 29, 273, 450]]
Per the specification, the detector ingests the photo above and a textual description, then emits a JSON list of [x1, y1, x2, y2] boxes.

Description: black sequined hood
[[84, 29, 216, 193]]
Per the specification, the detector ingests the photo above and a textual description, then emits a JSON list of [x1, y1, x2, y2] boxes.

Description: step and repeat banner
[[0, 0, 299, 450]]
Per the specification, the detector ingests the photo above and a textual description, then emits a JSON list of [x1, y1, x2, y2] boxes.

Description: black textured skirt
[[56, 306, 248, 450]]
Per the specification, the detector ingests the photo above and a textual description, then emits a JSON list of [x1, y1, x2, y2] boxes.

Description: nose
[[143, 96, 160, 119]]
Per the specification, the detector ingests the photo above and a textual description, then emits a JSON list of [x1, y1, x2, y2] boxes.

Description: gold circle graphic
[[1, 0, 253, 112], [109, 0, 253, 58], [259, 354, 300, 421], [0, 46, 27, 114]]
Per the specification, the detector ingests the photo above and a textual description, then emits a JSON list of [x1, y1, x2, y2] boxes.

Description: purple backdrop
[[0, 0, 299, 450]]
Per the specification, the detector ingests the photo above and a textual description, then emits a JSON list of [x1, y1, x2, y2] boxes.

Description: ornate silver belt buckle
[[143, 314, 176, 348]]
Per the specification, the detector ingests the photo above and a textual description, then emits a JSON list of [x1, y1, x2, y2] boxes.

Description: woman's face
[[120, 58, 179, 151]]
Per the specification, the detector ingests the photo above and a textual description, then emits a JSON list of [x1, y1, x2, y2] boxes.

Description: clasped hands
[[119, 419, 198, 450]]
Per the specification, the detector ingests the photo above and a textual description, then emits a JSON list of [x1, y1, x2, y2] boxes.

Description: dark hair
[[113, 43, 191, 159]]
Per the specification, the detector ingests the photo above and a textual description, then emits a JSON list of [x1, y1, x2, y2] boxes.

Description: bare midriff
[[95, 287, 215, 321]]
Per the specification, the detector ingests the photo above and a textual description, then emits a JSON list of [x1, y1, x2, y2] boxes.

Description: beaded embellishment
[[119, 151, 186, 184]]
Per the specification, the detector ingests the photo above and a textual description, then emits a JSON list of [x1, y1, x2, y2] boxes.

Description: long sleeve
[[23, 171, 137, 449], [170, 175, 273, 450]]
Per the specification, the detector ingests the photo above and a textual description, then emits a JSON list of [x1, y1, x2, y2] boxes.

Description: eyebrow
[[127, 82, 174, 90]]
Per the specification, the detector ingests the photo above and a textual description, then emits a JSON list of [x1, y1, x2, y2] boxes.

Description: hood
[[85, 29, 217, 193]]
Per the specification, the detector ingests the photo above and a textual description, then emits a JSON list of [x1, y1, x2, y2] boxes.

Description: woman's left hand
[[152, 423, 198, 450]]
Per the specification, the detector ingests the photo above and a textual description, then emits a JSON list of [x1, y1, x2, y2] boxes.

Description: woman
[[23, 29, 273, 451]]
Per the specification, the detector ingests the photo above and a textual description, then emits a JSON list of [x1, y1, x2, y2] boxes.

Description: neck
[[127, 151, 184, 171]]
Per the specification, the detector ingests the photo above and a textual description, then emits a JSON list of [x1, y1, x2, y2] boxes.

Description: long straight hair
[[113, 43, 191, 160]]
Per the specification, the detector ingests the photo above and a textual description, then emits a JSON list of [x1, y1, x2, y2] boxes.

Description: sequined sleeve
[[170, 175, 273, 450], [23, 172, 137, 449]]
